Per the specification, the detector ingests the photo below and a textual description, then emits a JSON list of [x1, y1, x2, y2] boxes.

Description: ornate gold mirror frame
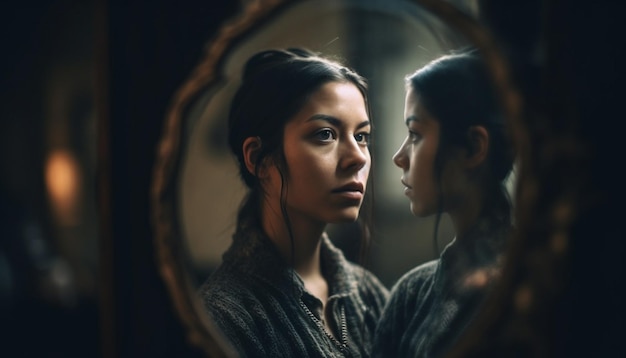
[[151, 0, 524, 356]]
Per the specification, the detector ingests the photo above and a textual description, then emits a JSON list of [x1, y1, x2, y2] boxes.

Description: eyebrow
[[307, 114, 370, 129], [405, 115, 423, 126]]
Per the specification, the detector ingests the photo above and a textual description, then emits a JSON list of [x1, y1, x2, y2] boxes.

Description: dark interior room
[[1, 0, 624, 356]]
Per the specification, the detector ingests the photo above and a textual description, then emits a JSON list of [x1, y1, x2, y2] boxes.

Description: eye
[[313, 129, 336, 142], [355, 132, 371, 145], [408, 130, 422, 143]]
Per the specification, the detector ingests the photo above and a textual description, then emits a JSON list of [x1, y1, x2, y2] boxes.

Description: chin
[[409, 203, 427, 218], [328, 208, 361, 223], [410, 203, 440, 218]]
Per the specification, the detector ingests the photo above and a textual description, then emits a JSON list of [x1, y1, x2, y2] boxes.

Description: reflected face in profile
[[393, 87, 442, 217], [266, 81, 371, 224]]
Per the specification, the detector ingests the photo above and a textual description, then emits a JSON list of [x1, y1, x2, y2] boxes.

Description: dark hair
[[406, 49, 514, 251], [228, 48, 372, 262]]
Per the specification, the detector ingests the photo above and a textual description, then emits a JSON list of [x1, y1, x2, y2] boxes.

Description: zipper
[[299, 299, 348, 355]]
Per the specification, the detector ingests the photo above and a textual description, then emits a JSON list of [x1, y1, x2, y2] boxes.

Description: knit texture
[[199, 216, 389, 358], [373, 218, 510, 358]]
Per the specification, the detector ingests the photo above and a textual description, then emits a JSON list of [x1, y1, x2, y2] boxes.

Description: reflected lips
[[401, 179, 412, 195]]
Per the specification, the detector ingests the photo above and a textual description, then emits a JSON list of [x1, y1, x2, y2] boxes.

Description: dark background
[[1, 1, 238, 356]]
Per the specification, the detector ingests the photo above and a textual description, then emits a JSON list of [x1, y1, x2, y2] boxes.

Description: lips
[[332, 182, 364, 193], [401, 179, 412, 189]]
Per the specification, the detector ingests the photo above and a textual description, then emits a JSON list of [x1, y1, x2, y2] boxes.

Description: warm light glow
[[46, 150, 81, 225]]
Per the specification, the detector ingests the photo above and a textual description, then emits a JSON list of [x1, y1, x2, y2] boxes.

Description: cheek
[[408, 150, 422, 179], [287, 153, 331, 185], [361, 155, 371, 180], [410, 146, 433, 184]]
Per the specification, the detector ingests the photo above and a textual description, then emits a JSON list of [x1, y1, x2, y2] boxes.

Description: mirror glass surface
[[177, 0, 478, 288], [152, 0, 521, 355]]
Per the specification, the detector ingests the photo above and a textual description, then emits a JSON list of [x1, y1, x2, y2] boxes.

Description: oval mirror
[[151, 0, 521, 355]]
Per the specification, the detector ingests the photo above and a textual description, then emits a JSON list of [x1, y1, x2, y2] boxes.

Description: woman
[[199, 48, 389, 357], [373, 50, 514, 357]]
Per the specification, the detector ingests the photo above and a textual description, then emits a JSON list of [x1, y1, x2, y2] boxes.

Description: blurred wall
[[0, 1, 99, 356]]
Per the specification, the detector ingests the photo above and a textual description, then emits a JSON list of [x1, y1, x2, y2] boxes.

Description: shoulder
[[346, 261, 390, 300], [198, 263, 278, 325], [372, 260, 438, 357], [198, 267, 273, 355], [377, 259, 439, 326], [199, 267, 254, 315], [395, 259, 438, 288], [387, 259, 439, 303]]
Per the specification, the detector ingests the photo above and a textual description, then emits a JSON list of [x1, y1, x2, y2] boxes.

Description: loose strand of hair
[[358, 157, 374, 269], [433, 195, 443, 258], [432, 138, 446, 258], [277, 166, 298, 298]]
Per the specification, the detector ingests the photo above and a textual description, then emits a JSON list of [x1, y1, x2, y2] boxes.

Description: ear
[[242, 136, 265, 177], [464, 126, 489, 168]]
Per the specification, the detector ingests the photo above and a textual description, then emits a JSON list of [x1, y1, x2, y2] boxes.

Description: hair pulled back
[[407, 50, 512, 182], [407, 49, 514, 243], [228, 48, 371, 241]]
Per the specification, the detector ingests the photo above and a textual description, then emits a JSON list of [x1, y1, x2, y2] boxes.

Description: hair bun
[[242, 48, 317, 82]]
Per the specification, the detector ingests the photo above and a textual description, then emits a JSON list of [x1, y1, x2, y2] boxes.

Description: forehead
[[289, 81, 369, 124], [404, 87, 436, 125]]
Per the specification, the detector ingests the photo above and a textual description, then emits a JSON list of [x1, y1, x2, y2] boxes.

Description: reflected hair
[[406, 48, 514, 254], [228, 48, 373, 264]]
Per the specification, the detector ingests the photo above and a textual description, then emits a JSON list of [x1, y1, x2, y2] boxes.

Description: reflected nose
[[392, 141, 407, 169], [341, 137, 368, 172]]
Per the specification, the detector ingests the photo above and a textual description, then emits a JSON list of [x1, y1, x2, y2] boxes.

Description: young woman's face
[[393, 87, 443, 217], [265, 81, 371, 224]]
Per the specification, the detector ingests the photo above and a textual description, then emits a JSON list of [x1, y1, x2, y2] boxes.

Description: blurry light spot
[[463, 269, 489, 288], [45, 150, 81, 225]]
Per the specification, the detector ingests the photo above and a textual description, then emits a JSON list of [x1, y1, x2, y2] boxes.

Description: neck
[[260, 200, 327, 280], [448, 184, 485, 240], [449, 183, 509, 240]]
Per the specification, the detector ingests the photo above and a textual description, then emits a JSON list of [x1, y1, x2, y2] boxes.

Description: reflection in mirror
[[373, 48, 517, 357], [152, 0, 519, 356]]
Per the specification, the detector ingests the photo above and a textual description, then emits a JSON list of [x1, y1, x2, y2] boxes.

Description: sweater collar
[[222, 215, 359, 299]]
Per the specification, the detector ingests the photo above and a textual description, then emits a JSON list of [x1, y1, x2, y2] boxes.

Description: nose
[[340, 137, 369, 172], [392, 140, 408, 169]]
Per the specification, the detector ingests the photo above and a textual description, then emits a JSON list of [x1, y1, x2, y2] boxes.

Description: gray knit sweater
[[199, 217, 389, 358], [372, 218, 510, 358]]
